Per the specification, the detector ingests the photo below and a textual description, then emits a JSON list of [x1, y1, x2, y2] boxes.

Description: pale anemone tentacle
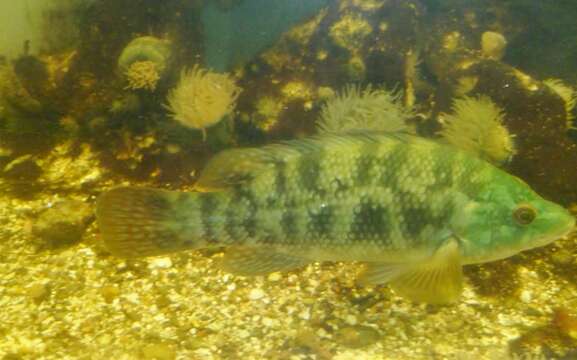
[[165, 65, 241, 138]]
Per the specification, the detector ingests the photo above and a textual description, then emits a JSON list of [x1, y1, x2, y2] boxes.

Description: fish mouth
[[555, 216, 576, 239], [537, 214, 576, 246]]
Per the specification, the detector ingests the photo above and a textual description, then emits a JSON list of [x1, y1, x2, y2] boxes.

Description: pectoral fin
[[359, 239, 463, 304], [219, 247, 311, 276]]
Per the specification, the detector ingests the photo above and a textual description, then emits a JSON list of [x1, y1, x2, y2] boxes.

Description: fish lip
[[539, 215, 576, 245]]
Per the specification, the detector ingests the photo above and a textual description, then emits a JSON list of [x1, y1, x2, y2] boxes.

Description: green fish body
[[97, 132, 574, 303]]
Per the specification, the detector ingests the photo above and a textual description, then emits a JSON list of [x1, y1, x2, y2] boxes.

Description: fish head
[[455, 173, 575, 264]]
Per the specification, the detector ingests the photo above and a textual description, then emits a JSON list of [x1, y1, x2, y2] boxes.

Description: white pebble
[[267, 273, 282, 282], [520, 290, 532, 303], [248, 288, 265, 300], [345, 314, 358, 325], [237, 329, 250, 338], [298, 308, 311, 320], [148, 257, 172, 269]]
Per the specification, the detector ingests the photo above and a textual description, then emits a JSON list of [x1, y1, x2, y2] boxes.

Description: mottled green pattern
[[98, 132, 574, 270], [188, 133, 492, 261]]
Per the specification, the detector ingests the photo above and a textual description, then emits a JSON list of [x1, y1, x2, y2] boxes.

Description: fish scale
[[196, 136, 478, 256], [96, 132, 575, 303]]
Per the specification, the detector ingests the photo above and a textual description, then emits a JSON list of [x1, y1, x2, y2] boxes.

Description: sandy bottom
[[1, 184, 576, 360]]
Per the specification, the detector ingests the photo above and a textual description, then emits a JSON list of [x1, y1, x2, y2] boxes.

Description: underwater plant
[[440, 96, 516, 165], [317, 84, 412, 134], [165, 65, 241, 138], [117, 36, 171, 91], [543, 78, 576, 128]]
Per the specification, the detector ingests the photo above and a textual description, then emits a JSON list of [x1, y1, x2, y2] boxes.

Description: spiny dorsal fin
[[195, 131, 416, 191], [194, 148, 274, 191], [359, 238, 463, 304]]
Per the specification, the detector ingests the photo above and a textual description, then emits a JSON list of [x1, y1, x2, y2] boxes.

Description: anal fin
[[220, 247, 310, 276], [358, 239, 463, 304]]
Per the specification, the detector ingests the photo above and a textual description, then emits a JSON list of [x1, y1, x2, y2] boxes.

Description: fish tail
[[96, 187, 207, 258]]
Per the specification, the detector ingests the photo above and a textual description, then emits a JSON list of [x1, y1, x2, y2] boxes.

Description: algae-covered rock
[[335, 325, 381, 349], [32, 199, 93, 250], [118, 36, 172, 91]]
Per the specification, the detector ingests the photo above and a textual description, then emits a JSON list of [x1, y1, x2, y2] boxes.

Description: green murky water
[[1, 1, 577, 359]]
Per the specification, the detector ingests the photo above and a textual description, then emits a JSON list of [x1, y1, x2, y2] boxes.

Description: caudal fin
[[96, 187, 202, 258]]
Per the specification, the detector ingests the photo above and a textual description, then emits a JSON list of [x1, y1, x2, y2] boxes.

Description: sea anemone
[[543, 78, 576, 128], [480, 31, 507, 60], [440, 95, 515, 164], [317, 84, 412, 134], [117, 36, 171, 91], [123, 60, 161, 91], [165, 65, 241, 137]]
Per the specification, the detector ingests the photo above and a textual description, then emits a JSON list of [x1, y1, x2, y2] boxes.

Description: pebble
[[336, 325, 380, 349], [237, 329, 251, 339], [551, 249, 574, 265], [142, 343, 176, 360], [262, 317, 275, 327], [32, 200, 93, 249], [28, 282, 50, 304], [148, 257, 173, 269], [298, 308, 311, 320], [267, 273, 282, 282], [520, 290, 532, 303], [100, 285, 120, 303], [248, 288, 265, 300], [345, 314, 358, 325]]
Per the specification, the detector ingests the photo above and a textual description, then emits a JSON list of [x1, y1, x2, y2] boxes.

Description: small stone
[[3, 155, 42, 181], [520, 290, 532, 303], [248, 288, 265, 300], [237, 329, 251, 339], [100, 285, 120, 303], [28, 282, 50, 304], [267, 273, 282, 282], [148, 257, 173, 269], [32, 200, 93, 250], [294, 330, 332, 359], [142, 343, 176, 360], [551, 249, 574, 265], [262, 317, 275, 327], [156, 293, 172, 309], [336, 325, 380, 349], [298, 308, 311, 320], [344, 314, 358, 325]]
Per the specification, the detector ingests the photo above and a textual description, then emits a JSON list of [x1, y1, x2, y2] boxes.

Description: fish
[[96, 132, 575, 303]]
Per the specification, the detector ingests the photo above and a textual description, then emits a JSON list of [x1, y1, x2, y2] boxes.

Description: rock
[[142, 343, 176, 360], [248, 288, 265, 300], [2, 155, 42, 181], [100, 285, 120, 304], [28, 282, 50, 304], [336, 325, 380, 349], [147, 257, 173, 269], [32, 199, 93, 250], [267, 272, 282, 282], [551, 249, 574, 266]]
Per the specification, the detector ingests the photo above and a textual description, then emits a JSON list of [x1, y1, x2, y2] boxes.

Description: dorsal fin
[[194, 148, 274, 191], [194, 131, 415, 192]]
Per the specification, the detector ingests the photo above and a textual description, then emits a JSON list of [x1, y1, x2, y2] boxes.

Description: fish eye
[[513, 204, 537, 225]]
